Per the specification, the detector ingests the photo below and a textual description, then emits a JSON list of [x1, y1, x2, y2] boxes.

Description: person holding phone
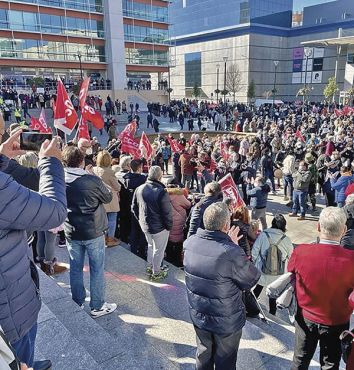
[[0, 131, 67, 370]]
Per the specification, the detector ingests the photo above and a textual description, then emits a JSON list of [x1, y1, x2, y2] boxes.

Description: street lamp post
[[303, 47, 312, 104], [168, 65, 171, 104], [272, 60, 279, 108], [77, 51, 83, 80], [216, 63, 220, 103], [223, 56, 228, 104]]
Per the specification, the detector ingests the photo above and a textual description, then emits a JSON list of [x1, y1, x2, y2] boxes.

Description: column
[[104, 0, 126, 91]]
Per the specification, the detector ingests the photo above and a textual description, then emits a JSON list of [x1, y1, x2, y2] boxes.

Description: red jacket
[[288, 243, 354, 326]]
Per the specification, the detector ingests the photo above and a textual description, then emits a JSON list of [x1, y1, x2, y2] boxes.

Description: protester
[[62, 146, 117, 318], [93, 150, 121, 247], [0, 132, 67, 370], [341, 193, 354, 250], [288, 207, 354, 369], [184, 202, 260, 370], [132, 166, 173, 281], [252, 214, 293, 315]]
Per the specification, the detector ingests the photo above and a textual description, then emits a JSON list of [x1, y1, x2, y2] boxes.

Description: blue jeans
[[292, 190, 308, 217], [107, 212, 117, 238], [66, 236, 105, 310], [11, 323, 37, 367], [283, 175, 294, 199]]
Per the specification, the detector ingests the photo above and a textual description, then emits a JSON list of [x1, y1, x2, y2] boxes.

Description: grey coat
[[0, 155, 67, 343]]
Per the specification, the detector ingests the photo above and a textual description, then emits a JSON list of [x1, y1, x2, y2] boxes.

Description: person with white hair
[[132, 166, 173, 281], [288, 207, 354, 369]]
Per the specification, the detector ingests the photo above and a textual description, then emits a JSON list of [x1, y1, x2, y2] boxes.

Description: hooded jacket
[[184, 229, 260, 335], [0, 155, 67, 343], [64, 167, 112, 241]]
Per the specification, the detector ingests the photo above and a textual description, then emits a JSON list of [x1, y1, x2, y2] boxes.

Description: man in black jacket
[[184, 202, 260, 370], [62, 146, 117, 318], [132, 166, 173, 281]]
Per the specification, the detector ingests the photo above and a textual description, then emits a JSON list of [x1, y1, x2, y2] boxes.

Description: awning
[[301, 35, 354, 47]]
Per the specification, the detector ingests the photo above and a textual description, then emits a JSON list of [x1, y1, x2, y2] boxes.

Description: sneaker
[[150, 270, 168, 282], [288, 213, 297, 217], [161, 264, 170, 272], [90, 302, 117, 318], [146, 265, 153, 275]]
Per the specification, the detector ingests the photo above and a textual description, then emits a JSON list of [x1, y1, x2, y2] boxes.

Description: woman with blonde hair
[[18, 152, 38, 168], [93, 150, 121, 247]]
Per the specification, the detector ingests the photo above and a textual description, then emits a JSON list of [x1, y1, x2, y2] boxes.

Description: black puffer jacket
[[184, 229, 260, 335], [342, 204, 354, 250], [132, 179, 173, 234], [64, 168, 112, 241]]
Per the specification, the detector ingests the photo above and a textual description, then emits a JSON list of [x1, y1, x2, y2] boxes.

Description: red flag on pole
[[79, 77, 90, 110], [119, 121, 137, 139], [295, 129, 305, 142], [38, 108, 51, 133], [121, 133, 140, 158], [220, 142, 229, 160], [29, 115, 51, 133], [139, 131, 153, 160], [166, 136, 184, 153], [334, 108, 343, 117], [82, 104, 104, 129], [54, 78, 78, 135], [218, 173, 245, 210], [77, 117, 90, 141]]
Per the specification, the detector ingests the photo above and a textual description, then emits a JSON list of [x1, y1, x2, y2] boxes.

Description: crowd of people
[[0, 98, 353, 370]]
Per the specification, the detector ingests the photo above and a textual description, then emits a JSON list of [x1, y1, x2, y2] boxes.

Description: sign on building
[[292, 47, 324, 84]]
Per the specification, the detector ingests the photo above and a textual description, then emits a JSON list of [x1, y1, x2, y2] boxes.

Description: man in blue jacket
[[184, 202, 260, 370], [0, 131, 67, 370]]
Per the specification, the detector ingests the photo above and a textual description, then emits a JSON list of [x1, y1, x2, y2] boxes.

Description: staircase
[[36, 245, 330, 370]]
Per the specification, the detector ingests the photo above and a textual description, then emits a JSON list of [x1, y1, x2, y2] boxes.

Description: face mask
[[86, 148, 93, 156]]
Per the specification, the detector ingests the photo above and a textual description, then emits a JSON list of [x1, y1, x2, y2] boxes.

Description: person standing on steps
[[132, 166, 173, 281], [288, 207, 354, 370], [62, 146, 117, 318], [184, 202, 260, 370]]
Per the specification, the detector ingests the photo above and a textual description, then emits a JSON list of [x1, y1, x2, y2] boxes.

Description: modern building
[[169, 0, 354, 102], [0, 0, 171, 91]]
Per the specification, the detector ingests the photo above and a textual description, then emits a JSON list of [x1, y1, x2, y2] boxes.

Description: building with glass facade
[[0, 0, 170, 90], [169, 0, 354, 102]]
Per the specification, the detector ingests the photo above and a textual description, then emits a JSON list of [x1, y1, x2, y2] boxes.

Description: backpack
[[260, 232, 286, 276]]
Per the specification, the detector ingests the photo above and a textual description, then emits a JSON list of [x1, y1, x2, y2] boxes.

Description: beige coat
[[93, 166, 121, 213]]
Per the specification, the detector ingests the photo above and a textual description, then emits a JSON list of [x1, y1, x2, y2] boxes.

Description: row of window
[[122, 0, 168, 23], [124, 24, 169, 45], [0, 9, 104, 38], [0, 38, 105, 62], [13, 0, 103, 13], [125, 47, 168, 66]]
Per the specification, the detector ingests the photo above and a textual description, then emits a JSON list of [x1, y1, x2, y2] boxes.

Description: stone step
[[36, 245, 337, 369]]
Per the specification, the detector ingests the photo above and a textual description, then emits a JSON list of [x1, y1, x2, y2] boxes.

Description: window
[[185, 52, 201, 88]]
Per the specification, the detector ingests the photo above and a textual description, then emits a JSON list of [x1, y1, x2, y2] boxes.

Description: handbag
[[340, 329, 354, 364]]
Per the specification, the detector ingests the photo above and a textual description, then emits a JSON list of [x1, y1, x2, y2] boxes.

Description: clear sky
[[293, 0, 335, 12]]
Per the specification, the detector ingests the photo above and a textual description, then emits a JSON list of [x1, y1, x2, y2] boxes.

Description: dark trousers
[[12, 323, 37, 367], [129, 216, 147, 259], [165, 241, 183, 267], [292, 313, 349, 370], [253, 284, 277, 315], [195, 326, 242, 370]]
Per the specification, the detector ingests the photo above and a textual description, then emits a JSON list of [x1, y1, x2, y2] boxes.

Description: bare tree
[[226, 63, 242, 103]]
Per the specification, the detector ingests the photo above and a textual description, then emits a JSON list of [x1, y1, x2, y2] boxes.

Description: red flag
[[139, 131, 153, 160], [218, 173, 245, 210], [295, 129, 305, 142], [79, 77, 90, 110], [78, 118, 90, 141], [54, 79, 78, 135], [334, 108, 343, 117], [121, 133, 140, 158], [221, 142, 229, 161], [82, 104, 104, 129], [29, 116, 51, 133], [119, 121, 137, 139], [342, 106, 351, 116], [209, 159, 217, 172], [38, 108, 51, 133], [167, 136, 184, 153]]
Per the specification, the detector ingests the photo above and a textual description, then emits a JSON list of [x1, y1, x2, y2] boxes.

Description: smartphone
[[20, 132, 52, 151]]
